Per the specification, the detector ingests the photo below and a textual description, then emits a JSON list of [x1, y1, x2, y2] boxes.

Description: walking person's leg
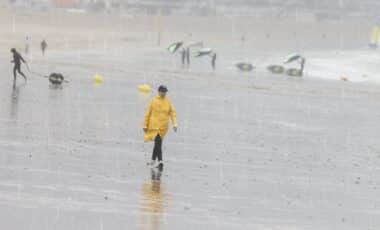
[[156, 135, 162, 162], [17, 65, 27, 82], [150, 134, 161, 166], [13, 65, 17, 82], [155, 135, 163, 170]]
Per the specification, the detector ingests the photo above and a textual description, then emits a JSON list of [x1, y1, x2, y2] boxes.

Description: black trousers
[[13, 64, 26, 80], [152, 134, 162, 161]]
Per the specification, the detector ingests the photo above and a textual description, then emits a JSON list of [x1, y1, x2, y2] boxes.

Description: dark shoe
[[157, 162, 164, 171]]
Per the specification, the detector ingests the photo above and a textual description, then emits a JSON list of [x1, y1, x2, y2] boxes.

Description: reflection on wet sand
[[140, 168, 166, 230], [10, 83, 25, 121]]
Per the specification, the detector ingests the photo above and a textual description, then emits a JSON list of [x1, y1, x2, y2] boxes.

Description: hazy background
[[4, 0, 380, 20], [3, 0, 380, 82]]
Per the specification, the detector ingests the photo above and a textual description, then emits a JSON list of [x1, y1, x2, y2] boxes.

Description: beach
[[0, 7, 380, 230]]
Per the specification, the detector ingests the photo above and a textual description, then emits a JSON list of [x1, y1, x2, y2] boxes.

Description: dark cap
[[11, 48, 16, 52], [158, 85, 168, 92]]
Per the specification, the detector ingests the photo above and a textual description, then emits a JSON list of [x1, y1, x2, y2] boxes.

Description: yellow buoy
[[138, 84, 152, 93], [286, 68, 303, 77], [94, 74, 104, 84]]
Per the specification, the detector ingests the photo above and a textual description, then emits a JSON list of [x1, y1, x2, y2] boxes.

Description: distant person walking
[[41, 39, 47, 56], [180, 48, 186, 67], [180, 47, 191, 68], [300, 57, 306, 76], [11, 48, 27, 83], [143, 85, 177, 170], [211, 53, 216, 70], [185, 47, 191, 66]]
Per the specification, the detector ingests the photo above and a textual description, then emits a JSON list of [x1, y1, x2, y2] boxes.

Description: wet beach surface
[[0, 8, 380, 230], [0, 47, 379, 230]]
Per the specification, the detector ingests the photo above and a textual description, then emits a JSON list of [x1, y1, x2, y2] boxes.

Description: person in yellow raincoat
[[143, 85, 177, 169]]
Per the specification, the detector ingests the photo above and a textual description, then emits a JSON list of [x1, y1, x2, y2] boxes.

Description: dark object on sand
[[211, 53, 216, 70], [48, 73, 65, 84], [286, 68, 303, 77], [284, 54, 306, 77], [267, 65, 285, 74], [236, 62, 254, 72], [41, 40, 47, 55]]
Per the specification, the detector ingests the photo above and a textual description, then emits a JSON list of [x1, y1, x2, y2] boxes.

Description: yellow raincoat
[[143, 96, 177, 142]]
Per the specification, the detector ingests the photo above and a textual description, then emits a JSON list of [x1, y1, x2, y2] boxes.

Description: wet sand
[[0, 8, 380, 230]]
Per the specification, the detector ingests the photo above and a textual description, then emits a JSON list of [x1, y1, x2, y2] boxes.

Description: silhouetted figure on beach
[[211, 53, 216, 70], [11, 48, 27, 83], [186, 47, 190, 66], [41, 40, 47, 56], [180, 48, 186, 67], [300, 57, 306, 76]]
